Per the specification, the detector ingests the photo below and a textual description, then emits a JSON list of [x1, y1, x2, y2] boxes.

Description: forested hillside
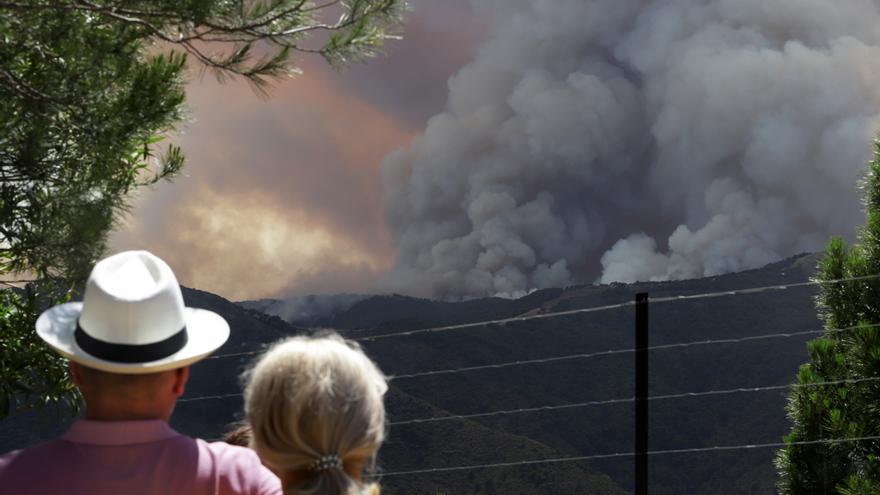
[[1, 254, 822, 493], [251, 253, 823, 493]]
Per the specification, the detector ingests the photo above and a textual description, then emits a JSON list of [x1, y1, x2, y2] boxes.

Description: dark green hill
[[252, 253, 823, 493], [1, 253, 823, 494], [0, 286, 628, 494]]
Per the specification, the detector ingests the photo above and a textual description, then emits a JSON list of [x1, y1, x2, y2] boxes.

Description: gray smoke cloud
[[382, 0, 880, 298]]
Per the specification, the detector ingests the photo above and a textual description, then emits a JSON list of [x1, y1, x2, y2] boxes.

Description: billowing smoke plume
[[382, 0, 880, 298]]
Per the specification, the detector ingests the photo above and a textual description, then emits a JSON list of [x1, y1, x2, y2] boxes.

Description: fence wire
[[372, 434, 880, 478], [207, 273, 880, 362], [388, 376, 880, 425]]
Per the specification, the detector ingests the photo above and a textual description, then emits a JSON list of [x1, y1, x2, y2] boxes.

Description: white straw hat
[[36, 250, 229, 374]]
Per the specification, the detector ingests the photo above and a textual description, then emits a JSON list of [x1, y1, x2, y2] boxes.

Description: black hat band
[[74, 321, 188, 364]]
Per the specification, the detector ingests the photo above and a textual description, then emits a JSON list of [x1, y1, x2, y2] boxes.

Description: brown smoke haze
[[112, 73, 406, 300], [111, 0, 484, 300]]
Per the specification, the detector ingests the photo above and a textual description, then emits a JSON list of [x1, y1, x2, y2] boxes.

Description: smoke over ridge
[[382, 0, 880, 298]]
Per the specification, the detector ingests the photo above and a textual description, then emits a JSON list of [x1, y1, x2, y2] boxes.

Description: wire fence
[[181, 272, 880, 485], [183, 322, 879, 401], [206, 272, 880, 362], [390, 322, 878, 380], [372, 435, 880, 478], [387, 376, 880, 426]]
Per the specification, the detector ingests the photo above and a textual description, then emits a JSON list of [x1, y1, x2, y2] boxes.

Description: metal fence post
[[635, 292, 649, 495]]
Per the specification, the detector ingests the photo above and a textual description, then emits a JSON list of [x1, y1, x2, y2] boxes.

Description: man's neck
[[84, 403, 172, 422]]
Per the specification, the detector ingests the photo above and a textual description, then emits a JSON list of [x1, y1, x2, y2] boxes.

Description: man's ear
[[171, 366, 189, 397], [69, 361, 83, 387]]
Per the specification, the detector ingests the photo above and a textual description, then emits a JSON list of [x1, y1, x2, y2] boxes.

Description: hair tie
[[309, 454, 342, 472]]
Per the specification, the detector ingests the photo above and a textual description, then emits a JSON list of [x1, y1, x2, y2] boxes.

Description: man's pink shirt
[[0, 419, 282, 495]]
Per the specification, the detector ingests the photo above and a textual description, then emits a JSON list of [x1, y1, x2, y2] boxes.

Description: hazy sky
[[110, 1, 486, 301]]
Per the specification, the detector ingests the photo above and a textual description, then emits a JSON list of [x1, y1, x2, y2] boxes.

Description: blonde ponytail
[[243, 333, 387, 495]]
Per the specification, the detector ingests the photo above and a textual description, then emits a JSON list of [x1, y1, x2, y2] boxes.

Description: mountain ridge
[[1, 253, 824, 493]]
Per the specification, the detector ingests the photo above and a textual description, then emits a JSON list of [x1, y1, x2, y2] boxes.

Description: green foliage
[[0, 2, 188, 420], [0, 284, 81, 421], [0, 0, 406, 421], [776, 140, 880, 493], [0, 0, 407, 93], [0, 9, 187, 280]]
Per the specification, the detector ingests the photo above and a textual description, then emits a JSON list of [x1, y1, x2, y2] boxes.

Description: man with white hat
[[0, 250, 282, 494]]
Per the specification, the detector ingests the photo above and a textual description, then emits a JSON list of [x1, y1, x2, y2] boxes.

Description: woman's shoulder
[[197, 440, 282, 493]]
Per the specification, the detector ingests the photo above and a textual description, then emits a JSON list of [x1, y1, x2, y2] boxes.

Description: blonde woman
[[243, 333, 387, 495]]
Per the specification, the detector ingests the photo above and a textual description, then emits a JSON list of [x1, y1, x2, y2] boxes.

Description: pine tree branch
[[0, 68, 59, 102]]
